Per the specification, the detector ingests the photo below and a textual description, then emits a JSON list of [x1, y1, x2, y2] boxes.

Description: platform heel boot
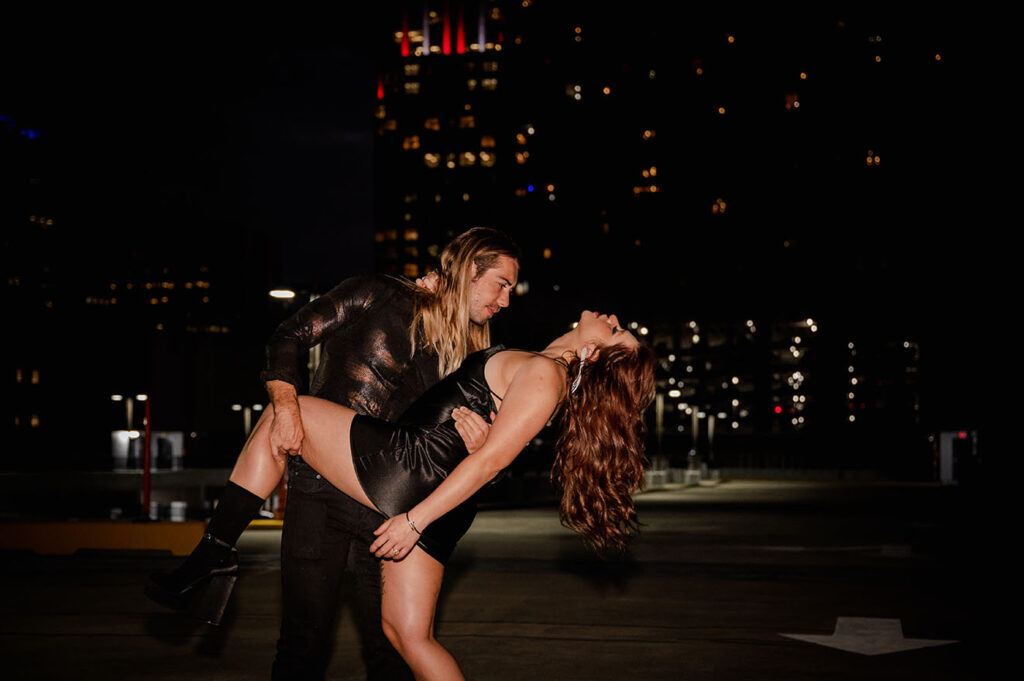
[[144, 481, 264, 625]]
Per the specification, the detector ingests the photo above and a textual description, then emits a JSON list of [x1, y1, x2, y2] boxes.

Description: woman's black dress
[[349, 345, 505, 563]]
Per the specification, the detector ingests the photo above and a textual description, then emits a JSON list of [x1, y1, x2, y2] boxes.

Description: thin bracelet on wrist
[[406, 512, 421, 535]]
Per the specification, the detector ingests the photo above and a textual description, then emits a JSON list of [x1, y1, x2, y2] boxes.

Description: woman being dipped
[[164, 310, 653, 680], [297, 310, 651, 679]]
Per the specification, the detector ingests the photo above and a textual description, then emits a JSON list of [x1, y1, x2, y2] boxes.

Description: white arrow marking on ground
[[781, 617, 958, 656]]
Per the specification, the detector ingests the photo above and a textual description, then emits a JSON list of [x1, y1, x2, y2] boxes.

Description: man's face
[[467, 255, 518, 325]]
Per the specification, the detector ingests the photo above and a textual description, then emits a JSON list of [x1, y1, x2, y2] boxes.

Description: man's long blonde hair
[[410, 228, 520, 378]]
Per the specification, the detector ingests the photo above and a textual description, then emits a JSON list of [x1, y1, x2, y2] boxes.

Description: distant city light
[[111, 394, 124, 402], [270, 289, 296, 299], [231, 404, 242, 411], [668, 389, 681, 398], [136, 394, 148, 401]]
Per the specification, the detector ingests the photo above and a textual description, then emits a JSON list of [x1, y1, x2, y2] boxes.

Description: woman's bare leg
[[225, 407, 287, 498], [289, 395, 378, 508], [381, 551, 463, 681]]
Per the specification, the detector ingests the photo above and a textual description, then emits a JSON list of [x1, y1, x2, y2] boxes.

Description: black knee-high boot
[[145, 481, 265, 624]]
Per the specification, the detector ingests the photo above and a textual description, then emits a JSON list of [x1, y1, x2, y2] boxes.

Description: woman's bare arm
[[370, 355, 565, 558]]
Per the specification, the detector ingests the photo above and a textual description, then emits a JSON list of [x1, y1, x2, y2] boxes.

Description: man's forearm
[[266, 380, 300, 412]]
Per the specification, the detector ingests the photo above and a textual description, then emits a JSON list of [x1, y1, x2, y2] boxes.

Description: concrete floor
[[0, 480, 980, 680]]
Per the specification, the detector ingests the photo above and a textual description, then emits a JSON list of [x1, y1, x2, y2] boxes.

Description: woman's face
[[577, 310, 639, 351]]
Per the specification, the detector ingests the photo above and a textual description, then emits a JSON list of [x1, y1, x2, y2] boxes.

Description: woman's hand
[[452, 407, 494, 454], [371, 514, 420, 561]]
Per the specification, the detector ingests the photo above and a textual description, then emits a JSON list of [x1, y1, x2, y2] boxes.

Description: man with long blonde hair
[[146, 227, 520, 680], [266, 227, 520, 680]]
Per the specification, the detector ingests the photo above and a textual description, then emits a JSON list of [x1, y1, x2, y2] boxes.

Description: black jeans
[[272, 457, 414, 681]]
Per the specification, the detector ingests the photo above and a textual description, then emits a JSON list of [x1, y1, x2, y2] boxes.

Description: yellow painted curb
[[0, 521, 206, 556]]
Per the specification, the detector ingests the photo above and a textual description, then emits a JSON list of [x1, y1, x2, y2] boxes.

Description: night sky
[[3, 7, 989, 432], [3, 16, 388, 286]]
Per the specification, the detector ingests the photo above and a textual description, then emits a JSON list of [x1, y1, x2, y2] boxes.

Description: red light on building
[[774, 406, 783, 414], [456, 4, 466, 54], [401, 11, 410, 57], [442, 0, 452, 55], [958, 431, 967, 439]]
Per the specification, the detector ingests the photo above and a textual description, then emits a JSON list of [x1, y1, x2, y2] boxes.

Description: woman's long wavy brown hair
[[552, 343, 656, 555]]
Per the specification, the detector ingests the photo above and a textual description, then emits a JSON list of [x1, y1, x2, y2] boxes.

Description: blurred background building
[[1, 2, 976, 518]]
